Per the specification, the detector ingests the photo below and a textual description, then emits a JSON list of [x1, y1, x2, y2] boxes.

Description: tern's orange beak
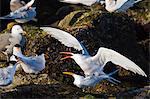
[[60, 52, 73, 60], [63, 72, 74, 76]]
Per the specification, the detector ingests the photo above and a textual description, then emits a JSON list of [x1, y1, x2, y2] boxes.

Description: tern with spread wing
[[0, 61, 17, 86], [40, 27, 147, 79], [0, 0, 36, 23], [13, 44, 45, 74], [60, 47, 147, 77]]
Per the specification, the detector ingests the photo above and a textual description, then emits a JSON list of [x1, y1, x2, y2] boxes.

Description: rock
[[0, 0, 149, 98], [0, 33, 10, 51], [1, 83, 84, 98], [58, 10, 85, 29], [138, 39, 150, 61], [37, 0, 67, 25], [0, 52, 8, 62]]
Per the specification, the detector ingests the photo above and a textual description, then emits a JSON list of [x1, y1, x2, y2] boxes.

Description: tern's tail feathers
[[25, 0, 35, 8], [0, 17, 6, 19], [0, 15, 23, 20], [0, 17, 14, 20]]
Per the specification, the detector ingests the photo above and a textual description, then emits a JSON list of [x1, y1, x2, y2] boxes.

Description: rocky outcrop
[[0, 0, 149, 98]]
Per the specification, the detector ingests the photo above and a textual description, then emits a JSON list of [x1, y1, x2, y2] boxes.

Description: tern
[[60, 47, 147, 77], [0, 22, 18, 52], [0, 0, 36, 23], [4, 25, 26, 56], [10, 0, 26, 12], [105, 0, 142, 12], [12, 44, 45, 74], [63, 70, 120, 88], [59, 0, 142, 12], [40, 27, 147, 78], [0, 61, 17, 86], [59, 0, 105, 6]]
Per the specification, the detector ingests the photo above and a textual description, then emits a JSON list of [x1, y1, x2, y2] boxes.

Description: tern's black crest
[[14, 44, 21, 47]]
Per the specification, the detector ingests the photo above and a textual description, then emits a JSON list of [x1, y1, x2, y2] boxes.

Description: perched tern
[[59, 0, 142, 12], [0, 61, 17, 86], [105, 0, 142, 12], [40, 27, 147, 78], [0, 0, 36, 23], [13, 44, 45, 74], [9, 54, 22, 70], [59, 0, 105, 6], [0, 22, 18, 52], [63, 70, 120, 88], [5, 25, 26, 56], [10, 0, 26, 12]]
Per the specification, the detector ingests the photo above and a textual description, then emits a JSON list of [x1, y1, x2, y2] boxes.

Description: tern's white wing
[[79, 0, 97, 6], [60, 0, 97, 6], [40, 27, 86, 53], [92, 47, 147, 77]]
